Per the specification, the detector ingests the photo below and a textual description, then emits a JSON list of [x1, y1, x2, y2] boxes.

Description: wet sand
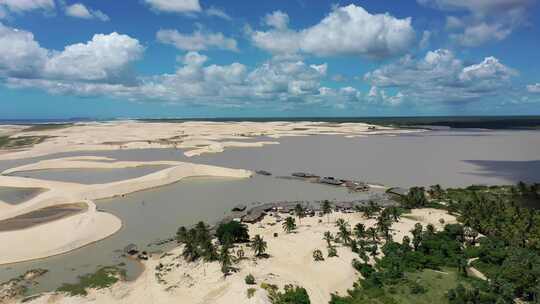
[[0, 203, 87, 232]]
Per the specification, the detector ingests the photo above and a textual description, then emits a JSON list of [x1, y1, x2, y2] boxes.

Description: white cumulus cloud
[[419, 0, 535, 47], [157, 29, 238, 52], [250, 4, 415, 59], [0, 23, 143, 83], [144, 0, 201, 13], [65, 3, 109, 21], [0, 0, 54, 13], [264, 11, 289, 30], [44, 32, 143, 81], [0, 23, 48, 77], [365, 49, 518, 104]]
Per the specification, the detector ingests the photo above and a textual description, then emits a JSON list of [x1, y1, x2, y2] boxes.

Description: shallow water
[[9, 165, 171, 184], [193, 130, 540, 187], [0, 186, 45, 205], [2, 130, 537, 187], [0, 175, 370, 294]]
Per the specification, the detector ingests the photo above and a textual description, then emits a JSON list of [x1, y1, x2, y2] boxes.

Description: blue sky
[[1, 0, 539, 118]]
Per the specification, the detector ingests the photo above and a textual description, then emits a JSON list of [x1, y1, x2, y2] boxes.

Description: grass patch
[[337, 268, 476, 304], [56, 266, 125, 296], [0, 136, 49, 149], [388, 268, 466, 304]]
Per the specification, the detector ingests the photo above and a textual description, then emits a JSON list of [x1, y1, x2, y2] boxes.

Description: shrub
[[247, 287, 257, 299], [328, 246, 338, 257], [245, 274, 256, 285], [216, 221, 250, 244], [313, 249, 324, 261], [270, 284, 311, 304]]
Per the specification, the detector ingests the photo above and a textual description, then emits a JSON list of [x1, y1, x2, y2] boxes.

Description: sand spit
[[0, 158, 252, 265], [0, 121, 422, 160], [2, 157, 183, 175], [23, 208, 455, 304], [0, 200, 121, 265]]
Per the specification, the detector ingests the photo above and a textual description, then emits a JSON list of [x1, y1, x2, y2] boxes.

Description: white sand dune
[[0, 201, 121, 265], [0, 121, 421, 160], [1, 157, 182, 175]]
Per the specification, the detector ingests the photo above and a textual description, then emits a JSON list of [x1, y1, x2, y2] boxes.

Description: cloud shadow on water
[[463, 160, 540, 184]]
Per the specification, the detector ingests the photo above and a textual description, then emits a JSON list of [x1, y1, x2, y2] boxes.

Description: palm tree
[[411, 223, 423, 250], [369, 244, 378, 257], [201, 238, 218, 261], [353, 223, 366, 240], [294, 204, 305, 224], [176, 226, 188, 243], [376, 215, 392, 240], [402, 235, 411, 250], [366, 227, 378, 243], [195, 221, 211, 243], [387, 206, 401, 222], [426, 224, 436, 235], [358, 246, 369, 264], [251, 235, 267, 257], [337, 226, 352, 245], [219, 245, 232, 275], [323, 231, 334, 247], [182, 232, 200, 262], [282, 217, 296, 233], [335, 218, 349, 231], [368, 201, 381, 216], [322, 200, 332, 223]]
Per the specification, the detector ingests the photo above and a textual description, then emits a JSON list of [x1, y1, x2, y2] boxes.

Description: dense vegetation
[[176, 220, 269, 276], [0, 136, 48, 149], [215, 221, 250, 244], [331, 182, 540, 304], [263, 283, 311, 304]]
